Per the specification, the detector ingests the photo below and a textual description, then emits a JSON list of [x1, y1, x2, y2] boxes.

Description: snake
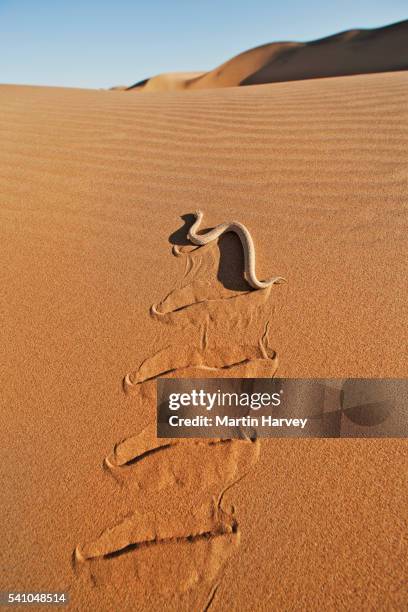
[[187, 210, 286, 290]]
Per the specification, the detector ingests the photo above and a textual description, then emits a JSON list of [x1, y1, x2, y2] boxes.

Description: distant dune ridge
[[126, 19, 408, 92]]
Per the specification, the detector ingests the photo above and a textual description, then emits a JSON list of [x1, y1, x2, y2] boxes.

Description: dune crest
[[127, 19, 408, 92]]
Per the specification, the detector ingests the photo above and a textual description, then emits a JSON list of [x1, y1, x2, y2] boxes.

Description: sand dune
[[1, 71, 407, 610], [129, 71, 205, 92], [128, 19, 408, 92]]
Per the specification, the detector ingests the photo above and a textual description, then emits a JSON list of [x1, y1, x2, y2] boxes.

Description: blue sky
[[0, 0, 406, 89]]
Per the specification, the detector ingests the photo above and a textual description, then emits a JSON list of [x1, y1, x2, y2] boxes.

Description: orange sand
[[1, 70, 407, 610]]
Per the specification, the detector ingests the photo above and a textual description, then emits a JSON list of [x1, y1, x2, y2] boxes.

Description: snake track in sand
[[187, 210, 285, 290]]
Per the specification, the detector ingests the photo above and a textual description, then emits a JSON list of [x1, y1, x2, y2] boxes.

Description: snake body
[[187, 210, 285, 289]]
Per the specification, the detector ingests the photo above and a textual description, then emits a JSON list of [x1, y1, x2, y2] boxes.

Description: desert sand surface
[[128, 19, 408, 92], [1, 70, 407, 610]]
